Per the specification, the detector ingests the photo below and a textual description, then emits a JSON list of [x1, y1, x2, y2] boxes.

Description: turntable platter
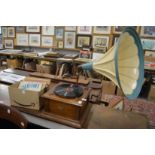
[[54, 83, 83, 98]]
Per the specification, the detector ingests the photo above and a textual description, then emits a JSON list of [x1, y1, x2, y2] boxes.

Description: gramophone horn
[[80, 27, 144, 99]]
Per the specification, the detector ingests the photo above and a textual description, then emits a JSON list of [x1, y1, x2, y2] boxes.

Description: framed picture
[[16, 26, 25, 33], [145, 50, 155, 57], [64, 32, 76, 49], [42, 26, 54, 35], [2, 27, 8, 37], [113, 26, 138, 34], [7, 27, 15, 38], [77, 26, 92, 34], [141, 38, 155, 50], [58, 41, 63, 48], [0, 26, 1, 34], [65, 26, 76, 31], [0, 36, 3, 49], [93, 26, 111, 34], [140, 26, 155, 37], [26, 26, 40, 33], [4, 39, 14, 49], [29, 34, 40, 47], [93, 36, 109, 48], [55, 28, 64, 39], [94, 47, 107, 53], [76, 35, 92, 48], [41, 36, 53, 47], [16, 34, 29, 46]]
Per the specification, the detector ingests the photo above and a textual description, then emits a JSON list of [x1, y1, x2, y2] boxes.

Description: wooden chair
[[0, 103, 28, 129]]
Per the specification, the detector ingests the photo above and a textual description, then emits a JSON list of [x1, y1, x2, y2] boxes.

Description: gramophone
[[80, 27, 144, 100], [41, 27, 144, 128]]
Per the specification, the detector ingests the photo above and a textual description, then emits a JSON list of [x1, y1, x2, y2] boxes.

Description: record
[[54, 83, 83, 98]]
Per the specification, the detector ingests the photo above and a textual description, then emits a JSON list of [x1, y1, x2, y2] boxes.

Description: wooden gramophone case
[[41, 82, 92, 128]]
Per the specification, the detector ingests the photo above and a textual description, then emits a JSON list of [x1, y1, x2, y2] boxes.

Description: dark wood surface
[[40, 82, 92, 128], [30, 72, 89, 85], [0, 84, 148, 129], [0, 103, 28, 128]]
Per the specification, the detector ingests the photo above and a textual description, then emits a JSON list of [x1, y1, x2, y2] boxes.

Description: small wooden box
[[7, 59, 22, 68]]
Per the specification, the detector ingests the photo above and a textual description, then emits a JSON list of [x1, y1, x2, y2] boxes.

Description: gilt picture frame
[[8, 27, 15, 38], [140, 26, 155, 37], [16, 26, 25, 33], [141, 38, 155, 50], [41, 36, 54, 47], [2, 27, 7, 37], [64, 32, 76, 49], [58, 41, 64, 48], [55, 28, 64, 39], [65, 26, 76, 31], [77, 26, 92, 34], [93, 26, 111, 34], [42, 26, 55, 35], [76, 35, 92, 48], [26, 26, 40, 33], [16, 33, 29, 46], [4, 39, 14, 49], [29, 34, 40, 47], [93, 36, 109, 48]]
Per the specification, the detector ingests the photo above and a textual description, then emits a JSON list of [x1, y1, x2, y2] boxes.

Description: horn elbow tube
[[79, 62, 93, 71]]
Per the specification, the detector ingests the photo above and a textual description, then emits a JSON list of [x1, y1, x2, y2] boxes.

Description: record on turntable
[[54, 83, 83, 98]]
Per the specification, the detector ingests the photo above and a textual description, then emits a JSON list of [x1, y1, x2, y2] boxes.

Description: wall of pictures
[[1, 26, 155, 54]]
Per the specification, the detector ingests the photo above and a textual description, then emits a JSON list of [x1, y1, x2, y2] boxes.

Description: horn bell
[[81, 27, 144, 100]]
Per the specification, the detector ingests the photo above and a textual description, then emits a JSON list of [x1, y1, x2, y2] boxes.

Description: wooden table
[[0, 83, 149, 129]]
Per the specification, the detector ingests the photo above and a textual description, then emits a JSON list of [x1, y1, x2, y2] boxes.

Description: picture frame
[[2, 27, 8, 37], [113, 26, 138, 34], [58, 41, 64, 48], [77, 26, 92, 34], [93, 26, 111, 34], [145, 50, 155, 57], [0, 36, 3, 49], [93, 36, 109, 48], [4, 39, 14, 49], [29, 34, 40, 47], [41, 36, 53, 47], [64, 32, 76, 49], [140, 26, 155, 37], [65, 26, 76, 31], [26, 26, 40, 33], [141, 38, 155, 50], [0, 26, 1, 34], [42, 26, 54, 35], [94, 47, 107, 54], [8, 27, 15, 37], [16, 26, 25, 33], [55, 28, 64, 39], [76, 35, 92, 48], [16, 34, 29, 46]]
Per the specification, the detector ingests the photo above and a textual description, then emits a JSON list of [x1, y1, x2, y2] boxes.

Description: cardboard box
[[148, 84, 155, 102], [7, 59, 22, 68], [9, 82, 45, 110]]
